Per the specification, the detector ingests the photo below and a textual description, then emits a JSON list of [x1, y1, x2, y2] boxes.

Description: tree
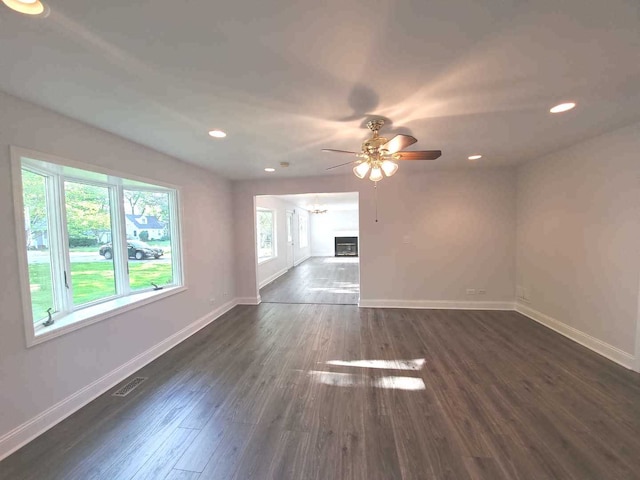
[[64, 182, 112, 242], [21, 169, 47, 233]]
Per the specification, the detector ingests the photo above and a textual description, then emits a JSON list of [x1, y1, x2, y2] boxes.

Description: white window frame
[[11, 147, 186, 347], [299, 213, 309, 248], [256, 207, 276, 264]]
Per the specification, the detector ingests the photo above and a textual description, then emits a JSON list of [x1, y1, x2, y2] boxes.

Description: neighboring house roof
[[125, 214, 165, 230]]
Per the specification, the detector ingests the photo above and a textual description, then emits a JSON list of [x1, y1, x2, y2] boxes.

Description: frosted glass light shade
[[369, 167, 383, 182], [381, 160, 398, 177], [2, 0, 46, 15], [353, 162, 370, 179]]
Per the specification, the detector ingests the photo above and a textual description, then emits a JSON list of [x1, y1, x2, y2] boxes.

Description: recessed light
[[550, 102, 576, 113], [208, 129, 227, 138], [264, 168, 275, 172], [2, 0, 48, 16], [468, 155, 482, 160]]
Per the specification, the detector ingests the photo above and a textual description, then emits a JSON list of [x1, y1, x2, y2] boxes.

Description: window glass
[[65, 181, 116, 306], [22, 169, 56, 323], [124, 190, 174, 290], [257, 209, 275, 261], [17, 152, 184, 342]]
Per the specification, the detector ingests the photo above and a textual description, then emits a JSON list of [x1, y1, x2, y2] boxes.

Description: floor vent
[[112, 377, 147, 397]]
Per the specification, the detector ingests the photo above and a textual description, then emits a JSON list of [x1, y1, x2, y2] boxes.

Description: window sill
[[258, 256, 277, 265], [27, 286, 187, 347]]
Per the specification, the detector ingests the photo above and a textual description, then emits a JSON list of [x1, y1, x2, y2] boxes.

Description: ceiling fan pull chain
[[374, 181, 379, 223]]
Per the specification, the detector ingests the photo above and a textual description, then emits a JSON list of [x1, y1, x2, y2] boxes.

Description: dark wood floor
[[260, 256, 359, 305], [2, 305, 640, 479]]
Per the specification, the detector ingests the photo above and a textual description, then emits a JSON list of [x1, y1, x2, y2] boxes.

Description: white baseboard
[[236, 296, 261, 305], [294, 254, 311, 267], [358, 299, 515, 310], [0, 299, 238, 462], [258, 267, 289, 289], [515, 302, 637, 370]]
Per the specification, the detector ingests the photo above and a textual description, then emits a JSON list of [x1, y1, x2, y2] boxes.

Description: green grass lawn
[[28, 261, 173, 323]]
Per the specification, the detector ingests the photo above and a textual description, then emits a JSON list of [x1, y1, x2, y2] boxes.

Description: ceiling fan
[[322, 119, 442, 181]]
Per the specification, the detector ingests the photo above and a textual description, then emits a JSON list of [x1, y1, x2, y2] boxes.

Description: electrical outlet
[[466, 289, 476, 295], [477, 289, 486, 295], [223, 291, 228, 298], [209, 297, 216, 304]]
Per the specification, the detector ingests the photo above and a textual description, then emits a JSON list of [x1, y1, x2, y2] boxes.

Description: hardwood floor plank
[[130, 427, 199, 480], [164, 470, 201, 480], [2, 305, 640, 480], [173, 417, 227, 473], [197, 423, 253, 480], [364, 413, 403, 480], [260, 257, 359, 305], [265, 429, 311, 480]]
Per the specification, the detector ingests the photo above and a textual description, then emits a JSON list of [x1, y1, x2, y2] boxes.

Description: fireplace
[[335, 236, 358, 257]]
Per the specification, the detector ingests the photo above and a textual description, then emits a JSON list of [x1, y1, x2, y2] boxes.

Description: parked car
[[99, 240, 163, 260]]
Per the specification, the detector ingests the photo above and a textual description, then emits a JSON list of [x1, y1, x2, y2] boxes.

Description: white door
[[286, 210, 295, 269]]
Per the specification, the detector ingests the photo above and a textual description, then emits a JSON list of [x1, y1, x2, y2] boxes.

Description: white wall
[[255, 196, 311, 288], [311, 209, 359, 257], [234, 168, 517, 307], [516, 121, 640, 364], [0, 91, 236, 454]]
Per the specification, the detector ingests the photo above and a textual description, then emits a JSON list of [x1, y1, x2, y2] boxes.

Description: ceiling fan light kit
[[353, 161, 370, 179], [381, 159, 399, 176], [369, 166, 384, 182], [323, 119, 442, 182], [2, 0, 48, 16]]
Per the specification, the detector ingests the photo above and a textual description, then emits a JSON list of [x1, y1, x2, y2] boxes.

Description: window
[[299, 214, 308, 248], [287, 211, 293, 244], [257, 208, 276, 262], [14, 148, 184, 344], [123, 190, 174, 290]]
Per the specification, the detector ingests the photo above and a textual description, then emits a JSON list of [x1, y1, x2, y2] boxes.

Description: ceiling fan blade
[[394, 150, 442, 161], [322, 149, 359, 156], [326, 160, 358, 170], [382, 134, 417, 154]]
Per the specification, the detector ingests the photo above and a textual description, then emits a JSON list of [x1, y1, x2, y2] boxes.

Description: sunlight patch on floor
[[307, 370, 426, 391], [308, 287, 358, 294], [325, 358, 426, 371], [322, 257, 359, 264]]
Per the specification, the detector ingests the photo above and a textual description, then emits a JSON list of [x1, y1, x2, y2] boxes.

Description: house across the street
[[125, 214, 165, 240]]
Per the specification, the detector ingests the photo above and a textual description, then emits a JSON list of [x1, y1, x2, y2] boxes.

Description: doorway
[[255, 192, 360, 305]]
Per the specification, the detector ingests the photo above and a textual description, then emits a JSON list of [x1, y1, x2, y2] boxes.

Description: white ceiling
[[1, 0, 639, 180], [271, 192, 359, 212]]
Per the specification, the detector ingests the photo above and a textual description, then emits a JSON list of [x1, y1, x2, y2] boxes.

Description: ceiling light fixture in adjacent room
[[264, 167, 275, 172], [550, 102, 576, 113], [208, 129, 227, 138], [309, 196, 327, 214], [2, 0, 48, 15], [468, 154, 482, 160]]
